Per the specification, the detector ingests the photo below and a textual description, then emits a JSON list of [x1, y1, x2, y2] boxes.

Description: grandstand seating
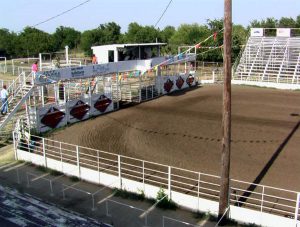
[[234, 36, 300, 84]]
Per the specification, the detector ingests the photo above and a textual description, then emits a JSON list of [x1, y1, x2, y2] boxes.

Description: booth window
[[108, 50, 114, 62]]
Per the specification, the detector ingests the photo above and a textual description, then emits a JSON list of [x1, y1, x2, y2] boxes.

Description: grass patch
[[36, 165, 48, 172], [49, 169, 63, 176], [35, 165, 63, 176], [156, 188, 177, 210], [193, 211, 208, 220], [208, 214, 218, 222], [70, 176, 80, 182], [113, 188, 146, 201]]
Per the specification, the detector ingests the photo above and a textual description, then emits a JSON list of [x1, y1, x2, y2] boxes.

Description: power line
[[32, 0, 91, 28], [154, 0, 173, 28]]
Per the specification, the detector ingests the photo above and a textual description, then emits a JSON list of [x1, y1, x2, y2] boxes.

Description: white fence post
[[13, 132, 18, 160], [168, 166, 171, 199], [142, 161, 145, 192], [198, 172, 201, 210], [76, 145, 80, 178], [261, 186, 265, 213], [42, 138, 46, 167], [60, 142, 63, 172], [295, 193, 300, 223], [118, 155, 122, 189]]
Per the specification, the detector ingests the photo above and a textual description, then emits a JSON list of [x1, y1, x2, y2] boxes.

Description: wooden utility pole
[[218, 0, 232, 225]]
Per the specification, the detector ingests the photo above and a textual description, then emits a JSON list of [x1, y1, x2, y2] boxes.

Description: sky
[[0, 0, 299, 33]]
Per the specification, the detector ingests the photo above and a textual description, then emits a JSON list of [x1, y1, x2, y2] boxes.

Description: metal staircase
[[0, 72, 34, 132]]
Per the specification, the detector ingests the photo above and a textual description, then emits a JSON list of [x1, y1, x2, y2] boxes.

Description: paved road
[[0, 184, 111, 227]]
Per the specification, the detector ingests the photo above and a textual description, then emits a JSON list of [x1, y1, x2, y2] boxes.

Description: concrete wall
[[232, 80, 300, 90], [16, 148, 299, 227]]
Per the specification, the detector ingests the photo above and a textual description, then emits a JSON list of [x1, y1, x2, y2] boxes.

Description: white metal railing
[[0, 72, 34, 132], [10, 58, 39, 75], [0, 71, 33, 110], [0, 57, 7, 73], [13, 131, 300, 222]]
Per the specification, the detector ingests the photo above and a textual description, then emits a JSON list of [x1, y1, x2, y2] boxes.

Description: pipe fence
[[14, 133, 300, 222]]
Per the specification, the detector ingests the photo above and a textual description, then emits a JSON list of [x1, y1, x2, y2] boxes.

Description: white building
[[91, 43, 166, 64]]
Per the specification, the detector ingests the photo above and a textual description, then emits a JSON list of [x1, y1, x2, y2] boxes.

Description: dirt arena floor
[[49, 85, 300, 191]]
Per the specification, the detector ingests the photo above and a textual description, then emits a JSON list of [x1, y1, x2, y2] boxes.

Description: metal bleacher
[[234, 28, 300, 87]]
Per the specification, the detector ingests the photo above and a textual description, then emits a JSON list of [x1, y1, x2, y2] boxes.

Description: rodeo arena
[[0, 27, 300, 227]]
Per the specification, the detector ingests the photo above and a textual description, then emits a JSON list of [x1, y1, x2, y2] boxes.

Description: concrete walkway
[[0, 146, 230, 227]]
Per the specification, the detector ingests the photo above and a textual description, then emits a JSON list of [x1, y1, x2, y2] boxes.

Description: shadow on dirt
[[235, 120, 300, 207]]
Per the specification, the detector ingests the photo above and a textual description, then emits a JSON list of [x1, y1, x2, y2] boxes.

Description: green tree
[[278, 17, 296, 28], [249, 17, 277, 35], [52, 26, 81, 50], [170, 23, 209, 45], [124, 22, 161, 43], [296, 15, 300, 28], [160, 26, 176, 54], [15, 27, 53, 57], [80, 22, 121, 55], [0, 29, 17, 57], [232, 24, 247, 62]]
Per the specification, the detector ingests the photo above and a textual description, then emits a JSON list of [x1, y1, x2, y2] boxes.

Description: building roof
[[91, 43, 167, 49]]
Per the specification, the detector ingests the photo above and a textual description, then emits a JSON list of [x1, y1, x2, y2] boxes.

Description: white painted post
[[142, 161, 145, 192], [76, 145, 80, 178], [22, 72, 25, 86], [60, 142, 63, 172], [198, 172, 201, 210], [65, 46, 69, 65], [39, 53, 42, 71], [36, 107, 40, 134], [63, 83, 66, 104], [116, 78, 119, 110], [295, 193, 300, 222], [41, 86, 44, 106], [261, 186, 265, 213], [12, 59, 14, 75], [212, 70, 215, 82], [13, 132, 18, 160], [118, 155, 121, 189], [67, 82, 70, 101], [168, 166, 171, 199], [42, 138, 46, 167], [88, 79, 92, 116], [54, 84, 58, 104]]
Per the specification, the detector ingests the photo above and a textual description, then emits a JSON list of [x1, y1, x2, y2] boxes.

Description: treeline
[[0, 15, 299, 62]]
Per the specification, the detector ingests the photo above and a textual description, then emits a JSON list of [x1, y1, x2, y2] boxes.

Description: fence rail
[[13, 132, 300, 223]]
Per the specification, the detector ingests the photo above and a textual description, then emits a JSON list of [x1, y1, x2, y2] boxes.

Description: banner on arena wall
[[37, 92, 114, 132], [158, 74, 197, 95], [35, 55, 197, 85], [35, 59, 160, 85], [38, 104, 67, 133], [276, 28, 291, 37], [67, 97, 91, 124], [250, 28, 264, 37], [90, 93, 113, 116]]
